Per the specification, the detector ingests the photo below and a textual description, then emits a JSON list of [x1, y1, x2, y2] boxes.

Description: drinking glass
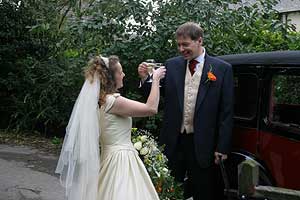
[[145, 59, 163, 83]]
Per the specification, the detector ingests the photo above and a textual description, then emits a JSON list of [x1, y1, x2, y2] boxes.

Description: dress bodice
[[99, 93, 132, 147]]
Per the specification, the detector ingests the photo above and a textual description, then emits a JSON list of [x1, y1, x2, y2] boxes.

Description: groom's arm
[[216, 63, 234, 155]]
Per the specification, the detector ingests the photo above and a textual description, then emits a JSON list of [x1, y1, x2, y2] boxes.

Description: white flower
[[140, 147, 149, 156], [151, 144, 158, 152], [140, 135, 148, 143], [162, 167, 168, 173], [155, 171, 161, 178], [148, 147, 152, 155], [134, 141, 142, 151]]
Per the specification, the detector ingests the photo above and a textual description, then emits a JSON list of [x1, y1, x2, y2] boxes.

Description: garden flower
[[205, 64, 217, 83], [140, 135, 148, 142], [162, 167, 168, 173], [134, 141, 142, 150], [131, 128, 183, 199], [207, 71, 217, 81], [140, 147, 149, 155], [131, 128, 138, 133]]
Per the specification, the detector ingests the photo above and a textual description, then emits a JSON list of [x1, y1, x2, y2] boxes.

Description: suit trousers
[[170, 133, 215, 200]]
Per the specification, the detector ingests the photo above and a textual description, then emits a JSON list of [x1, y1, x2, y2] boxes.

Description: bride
[[55, 55, 166, 200]]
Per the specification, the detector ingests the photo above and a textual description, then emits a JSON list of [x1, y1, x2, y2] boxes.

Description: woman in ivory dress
[[55, 55, 166, 200]]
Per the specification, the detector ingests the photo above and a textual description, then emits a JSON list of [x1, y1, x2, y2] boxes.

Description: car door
[[260, 67, 300, 190]]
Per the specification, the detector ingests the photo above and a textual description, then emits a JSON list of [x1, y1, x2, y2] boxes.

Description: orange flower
[[169, 187, 174, 192], [155, 181, 163, 193], [205, 64, 217, 83], [207, 71, 217, 81], [156, 186, 162, 193]]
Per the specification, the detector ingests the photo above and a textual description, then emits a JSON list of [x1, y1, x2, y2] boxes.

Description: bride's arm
[[109, 68, 165, 117]]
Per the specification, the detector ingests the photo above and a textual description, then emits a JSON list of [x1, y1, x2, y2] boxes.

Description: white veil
[[55, 75, 101, 200]]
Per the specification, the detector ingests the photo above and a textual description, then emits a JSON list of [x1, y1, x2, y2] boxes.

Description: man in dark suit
[[138, 22, 234, 200]]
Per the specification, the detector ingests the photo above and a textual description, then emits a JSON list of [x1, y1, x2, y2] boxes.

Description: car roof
[[218, 50, 300, 67]]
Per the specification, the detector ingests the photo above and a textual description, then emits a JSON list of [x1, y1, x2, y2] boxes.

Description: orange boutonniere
[[205, 65, 217, 83]]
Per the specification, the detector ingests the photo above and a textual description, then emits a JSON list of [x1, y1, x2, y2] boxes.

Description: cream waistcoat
[[181, 62, 204, 133]]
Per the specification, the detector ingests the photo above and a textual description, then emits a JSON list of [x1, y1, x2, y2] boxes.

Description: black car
[[218, 51, 300, 194]]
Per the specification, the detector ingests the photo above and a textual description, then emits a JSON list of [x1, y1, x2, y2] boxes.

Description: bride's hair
[[85, 55, 120, 105]]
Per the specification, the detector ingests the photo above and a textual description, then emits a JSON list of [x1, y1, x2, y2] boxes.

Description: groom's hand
[[138, 63, 149, 81], [214, 152, 228, 165]]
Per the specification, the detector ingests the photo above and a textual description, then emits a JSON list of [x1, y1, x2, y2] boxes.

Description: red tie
[[189, 59, 198, 76]]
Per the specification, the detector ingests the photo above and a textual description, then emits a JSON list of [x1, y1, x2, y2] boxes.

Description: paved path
[[0, 144, 65, 200], [0, 144, 196, 200]]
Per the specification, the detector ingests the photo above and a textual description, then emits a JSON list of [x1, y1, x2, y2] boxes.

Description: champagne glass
[[145, 59, 163, 83]]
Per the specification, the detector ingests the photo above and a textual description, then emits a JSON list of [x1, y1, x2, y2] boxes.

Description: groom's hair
[[175, 22, 204, 41]]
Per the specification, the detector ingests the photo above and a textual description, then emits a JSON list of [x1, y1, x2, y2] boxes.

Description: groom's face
[[176, 36, 203, 61]]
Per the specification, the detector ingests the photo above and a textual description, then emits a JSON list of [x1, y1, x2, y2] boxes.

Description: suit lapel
[[195, 55, 211, 112], [174, 58, 186, 112]]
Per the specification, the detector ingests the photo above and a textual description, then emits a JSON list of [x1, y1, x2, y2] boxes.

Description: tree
[[1, 0, 299, 135]]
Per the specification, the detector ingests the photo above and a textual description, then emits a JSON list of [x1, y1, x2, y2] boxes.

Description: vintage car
[[218, 50, 300, 193]]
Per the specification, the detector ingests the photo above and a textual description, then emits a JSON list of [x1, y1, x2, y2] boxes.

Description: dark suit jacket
[[141, 54, 234, 168]]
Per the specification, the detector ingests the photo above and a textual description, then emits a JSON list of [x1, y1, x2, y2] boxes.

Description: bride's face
[[114, 62, 125, 89]]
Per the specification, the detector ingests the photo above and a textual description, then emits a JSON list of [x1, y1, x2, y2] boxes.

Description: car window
[[234, 73, 258, 120], [269, 74, 300, 130]]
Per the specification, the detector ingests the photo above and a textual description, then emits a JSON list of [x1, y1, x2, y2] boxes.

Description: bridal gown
[[97, 93, 160, 200]]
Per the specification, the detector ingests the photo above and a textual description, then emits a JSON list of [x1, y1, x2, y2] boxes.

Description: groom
[[138, 22, 234, 200]]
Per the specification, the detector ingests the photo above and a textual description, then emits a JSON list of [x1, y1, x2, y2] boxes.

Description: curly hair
[[84, 55, 120, 106]]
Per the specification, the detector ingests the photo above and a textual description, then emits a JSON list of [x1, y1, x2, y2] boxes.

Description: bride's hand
[[152, 66, 166, 82]]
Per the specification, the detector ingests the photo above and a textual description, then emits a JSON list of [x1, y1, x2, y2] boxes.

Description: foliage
[[0, 0, 84, 134], [1, 56, 84, 133], [287, 31, 300, 50], [51, 136, 63, 145], [274, 75, 300, 104], [1, 0, 300, 135], [131, 128, 183, 200]]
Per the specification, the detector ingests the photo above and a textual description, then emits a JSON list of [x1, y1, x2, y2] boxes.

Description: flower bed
[[131, 128, 183, 200]]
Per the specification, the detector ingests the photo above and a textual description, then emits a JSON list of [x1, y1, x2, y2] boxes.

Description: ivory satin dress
[[97, 93, 160, 200]]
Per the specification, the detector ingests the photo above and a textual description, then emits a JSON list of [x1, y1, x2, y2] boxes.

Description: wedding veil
[[55, 74, 101, 200]]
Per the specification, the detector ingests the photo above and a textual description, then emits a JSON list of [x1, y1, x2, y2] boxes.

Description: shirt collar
[[194, 47, 205, 64]]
